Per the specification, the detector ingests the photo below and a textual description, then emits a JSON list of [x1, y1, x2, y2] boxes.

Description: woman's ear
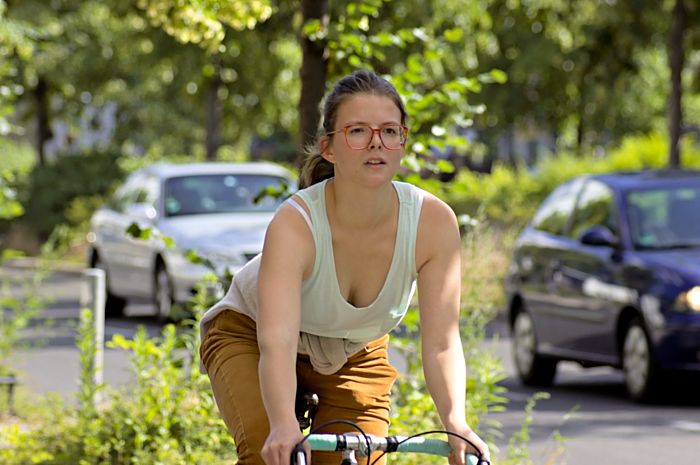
[[320, 136, 335, 163]]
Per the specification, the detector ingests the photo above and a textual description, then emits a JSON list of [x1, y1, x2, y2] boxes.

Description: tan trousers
[[200, 310, 398, 465]]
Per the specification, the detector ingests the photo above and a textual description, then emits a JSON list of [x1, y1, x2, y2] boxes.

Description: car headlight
[[675, 286, 700, 312]]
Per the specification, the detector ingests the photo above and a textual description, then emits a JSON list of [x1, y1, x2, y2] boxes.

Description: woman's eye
[[349, 126, 367, 135], [383, 127, 399, 136]]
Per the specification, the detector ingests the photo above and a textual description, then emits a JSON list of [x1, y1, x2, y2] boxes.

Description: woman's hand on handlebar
[[261, 420, 309, 465], [447, 426, 491, 465]]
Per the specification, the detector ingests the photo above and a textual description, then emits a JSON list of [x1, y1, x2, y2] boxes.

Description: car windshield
[[164, 174, 289, 217], [626, 184, 700, 250]]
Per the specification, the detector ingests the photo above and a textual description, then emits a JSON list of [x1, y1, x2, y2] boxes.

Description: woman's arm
[[257, 201, 315, 465], [416, 195, 491, 465]]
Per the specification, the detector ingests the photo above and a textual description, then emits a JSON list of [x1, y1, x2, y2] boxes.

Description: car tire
[[154, 263, 174, 322], [93, 254, 126, 318], [622, 317, 659, 402], [512, 310, 557, 387]]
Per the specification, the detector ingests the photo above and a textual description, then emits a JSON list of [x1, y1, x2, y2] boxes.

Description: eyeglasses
[[327, 124, 409, 150]]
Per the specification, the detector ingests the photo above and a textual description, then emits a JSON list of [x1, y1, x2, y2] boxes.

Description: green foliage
[[306, 0, 506, 179], [19, 150, 125, 240], [0, 1, 37, 136], [1, 313, 235, 464], [0, 250, 48, 376], [0, 140, 35, 223], [447, 132, 700, 228], [136, 0, 273, 52]]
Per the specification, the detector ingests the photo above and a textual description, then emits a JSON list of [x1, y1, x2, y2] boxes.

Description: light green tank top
[[294, 179, 425, 342]]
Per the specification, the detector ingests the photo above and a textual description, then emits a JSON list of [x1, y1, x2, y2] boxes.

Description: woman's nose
[[368, 129, 383, 149]]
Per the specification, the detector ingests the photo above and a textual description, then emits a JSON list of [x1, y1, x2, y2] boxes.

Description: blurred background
[[1, 0, 699, 259]]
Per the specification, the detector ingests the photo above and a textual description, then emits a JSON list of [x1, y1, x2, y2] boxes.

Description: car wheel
[[512, 310, 557, 386], [93, 254, 126, 318], [622, 318, 659, 401], [154, 263, 174, 322]]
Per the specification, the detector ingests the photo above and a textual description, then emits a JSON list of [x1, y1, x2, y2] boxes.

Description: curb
[[3, 256, 85, 275]]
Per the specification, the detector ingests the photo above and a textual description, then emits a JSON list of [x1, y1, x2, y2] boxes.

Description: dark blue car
[[505, 170, 700, 401]]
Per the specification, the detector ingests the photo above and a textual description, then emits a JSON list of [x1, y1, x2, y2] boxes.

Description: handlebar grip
[[291, 443, 307, 465], [306, 434, 342, 451]]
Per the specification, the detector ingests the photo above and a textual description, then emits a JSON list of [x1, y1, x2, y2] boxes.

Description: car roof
[[587, 169, 700, 191], [139, 162, 295, 179]]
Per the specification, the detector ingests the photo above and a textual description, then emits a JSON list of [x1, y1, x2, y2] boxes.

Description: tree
[[669, 0, 686, 168], [0, 0, 35, 141], [134, 0, 273, 159], [298, 0, 327, 165]]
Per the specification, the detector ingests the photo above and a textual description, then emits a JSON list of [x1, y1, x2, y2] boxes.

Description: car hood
[[158, 212, 272, 251], [639, 248, 700, 280]]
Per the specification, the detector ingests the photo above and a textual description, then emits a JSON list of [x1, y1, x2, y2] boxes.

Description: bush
[[445, 132, 700, 228], [0, 308, 236, 465], [17, 151, 125, 241]]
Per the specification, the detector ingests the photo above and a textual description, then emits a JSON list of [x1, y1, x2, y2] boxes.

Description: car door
[[99, 173, 159, 298], [118, 174, 161, 297], [547, 180, 625, 362], [514, 178, 585, 353]]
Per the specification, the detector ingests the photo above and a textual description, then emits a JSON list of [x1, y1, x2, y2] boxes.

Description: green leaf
[[483, 68, 508, 84], [443, 27, 464, 43], [126, 222, 151, 240], [436, 158, 455, 173], [185, 249, 204, 265], [161, 236, 175, 249]]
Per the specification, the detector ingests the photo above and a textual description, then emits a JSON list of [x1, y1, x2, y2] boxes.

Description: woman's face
[[322, 93, 405, 187]]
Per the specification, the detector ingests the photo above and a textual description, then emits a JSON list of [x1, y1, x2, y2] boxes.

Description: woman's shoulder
[[415, 188, 456, 220], [415, 189, 459, 243]]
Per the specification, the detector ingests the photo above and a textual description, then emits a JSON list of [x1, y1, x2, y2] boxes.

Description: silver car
[[87, 162, 296, 319]]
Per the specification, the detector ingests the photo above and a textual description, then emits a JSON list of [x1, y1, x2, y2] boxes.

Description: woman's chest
[[331, 229, 397, 308]]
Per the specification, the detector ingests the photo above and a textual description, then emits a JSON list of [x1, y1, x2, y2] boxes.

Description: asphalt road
[[3, 265, 700, 465]]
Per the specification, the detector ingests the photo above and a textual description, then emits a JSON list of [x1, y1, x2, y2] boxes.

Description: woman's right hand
[[261, 420, 309, 465]]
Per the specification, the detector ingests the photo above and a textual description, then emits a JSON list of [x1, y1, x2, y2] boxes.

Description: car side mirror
[[125, 203, 157, 221], [579, 225, 619, 247]]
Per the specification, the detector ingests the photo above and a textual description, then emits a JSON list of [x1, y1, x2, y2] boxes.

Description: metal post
[[81, 268, 106, 396]]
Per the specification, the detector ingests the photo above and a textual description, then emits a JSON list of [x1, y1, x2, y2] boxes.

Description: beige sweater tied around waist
[[199, 255, 368, 375]]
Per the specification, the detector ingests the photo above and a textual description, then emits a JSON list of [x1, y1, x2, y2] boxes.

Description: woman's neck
[[326, 178, 396, 230]]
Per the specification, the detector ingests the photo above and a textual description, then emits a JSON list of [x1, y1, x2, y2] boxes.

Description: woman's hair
[[299, 70, 408, 189]]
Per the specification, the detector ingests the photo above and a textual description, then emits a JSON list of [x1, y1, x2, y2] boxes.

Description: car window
[[164, 174, 290, 217], [109, 173, 160, 212], [109, 173, 144, 213], [568, 180, 617, 240], [627, 185, 700, 249], [530, 178, 584, 236], [131, 176, 160, 206]]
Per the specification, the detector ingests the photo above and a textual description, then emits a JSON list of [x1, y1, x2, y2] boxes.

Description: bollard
[[0, 375, 17, 415], [80, 268, 106, 398]]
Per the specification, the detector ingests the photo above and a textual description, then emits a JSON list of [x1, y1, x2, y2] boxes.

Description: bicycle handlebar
[[294, 433, 481, 465]]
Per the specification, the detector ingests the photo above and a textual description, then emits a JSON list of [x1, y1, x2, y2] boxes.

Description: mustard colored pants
[[200, 310, 398, 465]]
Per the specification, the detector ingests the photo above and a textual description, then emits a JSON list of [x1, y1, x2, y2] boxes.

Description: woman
[[200, 70, 490, 465]]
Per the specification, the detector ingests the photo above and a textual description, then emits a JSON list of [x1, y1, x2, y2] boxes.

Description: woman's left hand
[[447, 425, 491, 465]]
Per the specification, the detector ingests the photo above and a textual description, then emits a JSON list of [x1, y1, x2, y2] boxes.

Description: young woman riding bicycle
[[199, 70, 491, 465]]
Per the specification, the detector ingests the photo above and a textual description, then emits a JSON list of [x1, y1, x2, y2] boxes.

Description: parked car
[[505, 170, 700, 401], [87, 162, 296, 320]]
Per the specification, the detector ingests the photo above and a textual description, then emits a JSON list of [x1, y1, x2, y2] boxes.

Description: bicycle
[[292, 393, 487, 465]]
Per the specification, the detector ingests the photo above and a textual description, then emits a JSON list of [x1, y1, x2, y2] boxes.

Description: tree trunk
[[669, 0, 686, 168], [34, 77, 51, 165], [205, 64, 223, 161], [576, 75, 586, 156], [297, 0, 328, 169]]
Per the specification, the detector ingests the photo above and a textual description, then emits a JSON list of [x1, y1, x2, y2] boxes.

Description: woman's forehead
[[335, 93, 402, 123]]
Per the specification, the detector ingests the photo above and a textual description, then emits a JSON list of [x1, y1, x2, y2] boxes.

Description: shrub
[[18, 151, 125, 241], [445, 132, 700, 228]]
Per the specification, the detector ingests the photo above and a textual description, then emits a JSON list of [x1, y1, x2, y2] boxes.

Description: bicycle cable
[[369, 429, 487, 465]]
